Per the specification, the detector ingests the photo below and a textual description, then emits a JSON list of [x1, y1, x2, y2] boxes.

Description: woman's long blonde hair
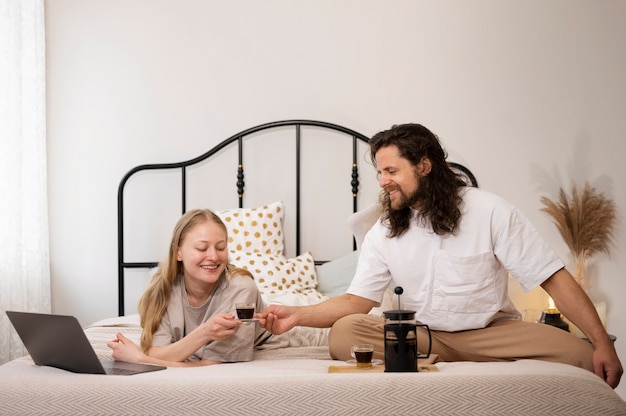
[[138, 209, 252, 351]]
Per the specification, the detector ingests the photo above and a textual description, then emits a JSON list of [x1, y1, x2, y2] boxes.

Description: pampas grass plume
[[540, 182, 617, 288]]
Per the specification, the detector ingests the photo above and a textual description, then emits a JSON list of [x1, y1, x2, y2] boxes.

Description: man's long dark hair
[[370, 123, 466, 237]]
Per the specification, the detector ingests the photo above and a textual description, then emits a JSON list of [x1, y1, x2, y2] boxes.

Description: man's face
[[375, 145, 422, 210]]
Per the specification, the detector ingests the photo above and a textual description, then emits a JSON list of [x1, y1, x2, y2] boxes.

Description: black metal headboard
[[117, 120, 478, 316], [117, 120, 372, 316]]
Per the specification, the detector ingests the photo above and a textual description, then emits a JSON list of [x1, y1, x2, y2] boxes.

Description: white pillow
[[216, 201, 284, 256], [263, 288, 329, 307], [347, 202, 381, 250]]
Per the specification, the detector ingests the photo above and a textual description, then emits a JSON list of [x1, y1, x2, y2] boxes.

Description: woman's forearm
[[147, 328, 209, 362]]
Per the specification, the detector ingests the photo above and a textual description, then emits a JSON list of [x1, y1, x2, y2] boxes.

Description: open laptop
[[6, 311, 166, 375]]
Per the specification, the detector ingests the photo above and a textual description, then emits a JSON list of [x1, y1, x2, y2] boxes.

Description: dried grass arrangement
[[540, 182, 617, 293]]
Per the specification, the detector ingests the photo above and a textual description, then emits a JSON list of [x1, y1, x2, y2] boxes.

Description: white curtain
[[0, 0, 50, 364]]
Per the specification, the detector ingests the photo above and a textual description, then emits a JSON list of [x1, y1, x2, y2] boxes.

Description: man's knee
[[328, 314, 383, 360], [563, 337, 595, 371], [328, 315, 360, 360]]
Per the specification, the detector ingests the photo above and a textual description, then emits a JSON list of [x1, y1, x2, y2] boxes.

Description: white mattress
[[0, 318, 624, 416]]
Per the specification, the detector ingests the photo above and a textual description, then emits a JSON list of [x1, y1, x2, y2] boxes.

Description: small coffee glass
[[522, 309, 542, 323], [351, 344, 374, 368], [235, 303, 255, 320]]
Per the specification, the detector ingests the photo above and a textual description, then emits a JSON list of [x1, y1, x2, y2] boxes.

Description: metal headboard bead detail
[[116, 120, 478, 316]]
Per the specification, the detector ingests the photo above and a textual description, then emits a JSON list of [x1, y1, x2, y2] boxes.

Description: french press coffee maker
[[384, 287, 432, 372]]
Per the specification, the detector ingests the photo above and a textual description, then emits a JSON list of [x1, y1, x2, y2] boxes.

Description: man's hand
[[542, 269, 623, 388], [593, 341, 623, 388], [257, 304, 298, 335]]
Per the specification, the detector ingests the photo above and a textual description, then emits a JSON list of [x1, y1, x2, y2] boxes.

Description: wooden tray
[[328, 363, 438, 373]]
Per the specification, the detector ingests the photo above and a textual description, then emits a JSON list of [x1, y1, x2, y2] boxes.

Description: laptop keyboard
[[105, 367, 137, 376]]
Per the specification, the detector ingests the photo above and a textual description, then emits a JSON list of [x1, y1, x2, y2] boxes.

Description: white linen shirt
[[346, 187, 564, 331]]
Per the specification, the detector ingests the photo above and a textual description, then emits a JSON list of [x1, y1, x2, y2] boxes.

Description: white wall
[[45, 0, 626, 398]]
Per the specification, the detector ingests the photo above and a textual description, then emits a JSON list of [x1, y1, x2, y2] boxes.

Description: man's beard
[[383, 186, 420, 212], [394, 188, 420, 210]]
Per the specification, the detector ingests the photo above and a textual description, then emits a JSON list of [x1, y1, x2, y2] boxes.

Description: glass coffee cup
[[235, 303, 255, 320], [350, 344, 374, 368]]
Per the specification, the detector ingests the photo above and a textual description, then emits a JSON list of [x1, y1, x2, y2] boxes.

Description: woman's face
[[176, 221, 228, 288]]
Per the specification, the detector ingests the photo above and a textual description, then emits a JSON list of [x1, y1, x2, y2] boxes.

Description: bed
[[1, 120, 624, 416]]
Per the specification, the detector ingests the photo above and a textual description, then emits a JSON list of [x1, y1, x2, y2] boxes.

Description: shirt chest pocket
[[431, 251, 499, 313]]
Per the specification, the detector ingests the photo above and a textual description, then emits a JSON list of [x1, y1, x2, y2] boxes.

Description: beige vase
[[574, 255, 588, 293]]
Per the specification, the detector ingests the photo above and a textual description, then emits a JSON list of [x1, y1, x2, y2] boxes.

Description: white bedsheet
[[0, 317, 624, 416]]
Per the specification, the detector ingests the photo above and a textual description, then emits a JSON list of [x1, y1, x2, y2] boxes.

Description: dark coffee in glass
[[354, 350, 374, 366], [351, 344, 374, 368], [236, 303, 255, 320], [384, 336, 417, 372]]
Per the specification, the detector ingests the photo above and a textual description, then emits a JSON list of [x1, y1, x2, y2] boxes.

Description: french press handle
[[416, 322, 432, 359]]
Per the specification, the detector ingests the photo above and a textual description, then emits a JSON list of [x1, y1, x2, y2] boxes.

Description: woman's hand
[[199, 313, 241, 342], [107, 332, 148, 364]]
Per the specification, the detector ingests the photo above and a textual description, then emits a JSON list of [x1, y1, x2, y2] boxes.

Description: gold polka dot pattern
[[216, 201, 284, 257], [229, 251, 321, 297]]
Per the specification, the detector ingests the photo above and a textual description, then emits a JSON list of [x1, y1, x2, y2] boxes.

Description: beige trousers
[[328, 314, 594, 371]]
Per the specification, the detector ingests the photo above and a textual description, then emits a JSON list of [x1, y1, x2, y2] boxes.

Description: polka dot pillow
[[216, 201, 284, 257], [229, 250, 326, 304]]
